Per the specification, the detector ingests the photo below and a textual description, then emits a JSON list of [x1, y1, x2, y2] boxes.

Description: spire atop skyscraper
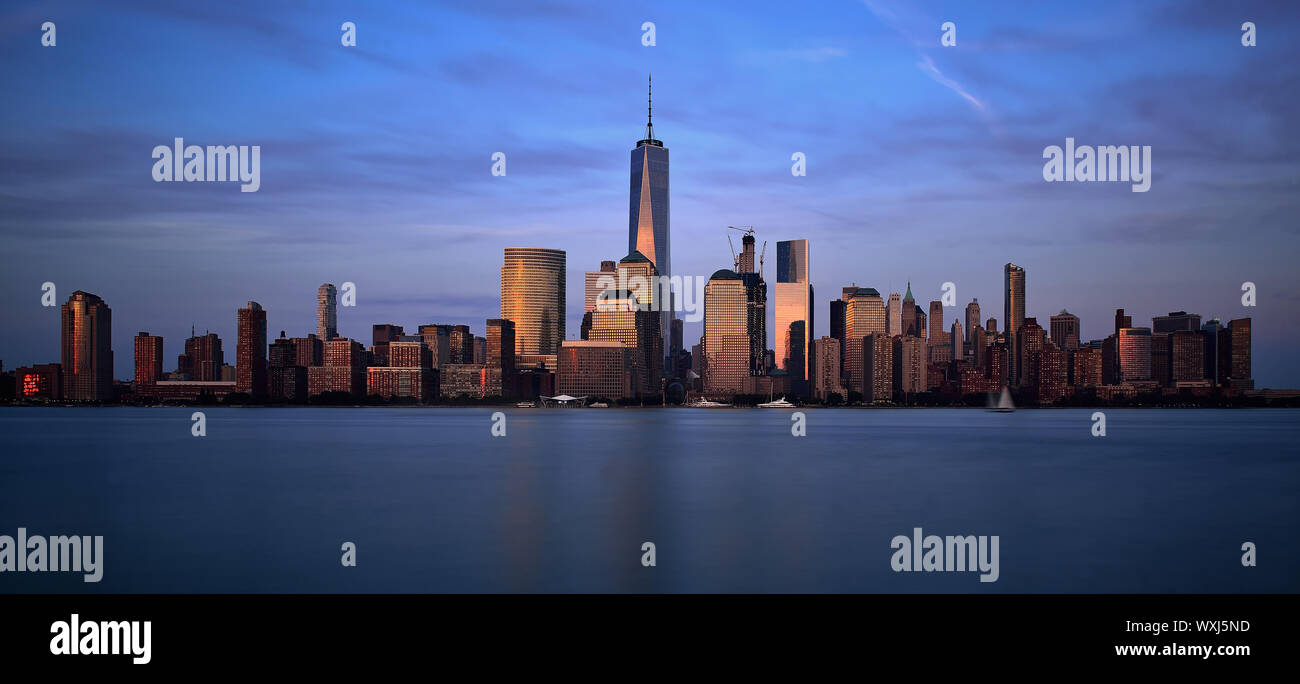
[[629, 74, 670, 360], [639, 73, 661, 147], [647, 73, 653, 135]]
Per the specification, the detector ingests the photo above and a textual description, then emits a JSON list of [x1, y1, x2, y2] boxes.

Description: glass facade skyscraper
[[501, 247, 566, 356], [774, 239, 813, 386], [60, 291, 113, 401], [629, 76, 673, 354]]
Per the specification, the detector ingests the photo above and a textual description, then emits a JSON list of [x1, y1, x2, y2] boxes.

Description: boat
[[539, 394, 588, 407], [757, 395, 796, 408], [685, 397, 730, 408], [590, 402, 609, 408], [988, 387, 1015, 412], [515, 401, 536, 408]]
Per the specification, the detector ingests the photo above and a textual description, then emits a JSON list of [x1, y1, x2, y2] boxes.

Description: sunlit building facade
[[440, 364, 503, 399], [308, 338, 365, 398], [629, 77, 673, 356], [702, 269, 749, 396], [1118, 327, 1152, 382], [366, 367, 436, 401], [588, 287, 660, 396], [557, 340, 631, 399], [61, 291, 113, 401], [388, 341, 431, 369], [585, 260, 618, 313], [501, 247, 566, 357], [290, 334, 322, 368], [846, 287, 885, 338], [134, 331, 163, 388], [774, 239, 813, 387]]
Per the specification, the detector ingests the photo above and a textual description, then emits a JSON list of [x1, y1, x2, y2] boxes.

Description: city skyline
[[2, 1, 1297, 385], [9, 258, 1268, 398]]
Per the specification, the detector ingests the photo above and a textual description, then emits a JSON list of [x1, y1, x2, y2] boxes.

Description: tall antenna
[[637, 73, 664, 147], [644, 73, 656, 142]]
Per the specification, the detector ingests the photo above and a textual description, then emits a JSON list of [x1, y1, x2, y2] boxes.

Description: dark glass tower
[[629, 75, 672, 357], [1004, 263, 1026, 386], [61, 291, 113, 401]]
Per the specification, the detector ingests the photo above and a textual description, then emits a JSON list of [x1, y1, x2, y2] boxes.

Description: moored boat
[[988, 387, 1015, 412]]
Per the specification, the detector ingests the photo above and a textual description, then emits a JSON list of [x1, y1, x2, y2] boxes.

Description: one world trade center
[[628, 75, 673, 362]]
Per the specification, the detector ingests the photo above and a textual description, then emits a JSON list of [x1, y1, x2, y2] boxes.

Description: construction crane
[[727, 226, 755, 273]]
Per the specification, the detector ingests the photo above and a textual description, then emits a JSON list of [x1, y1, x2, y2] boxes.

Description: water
[[0, 407, 1296, 593]]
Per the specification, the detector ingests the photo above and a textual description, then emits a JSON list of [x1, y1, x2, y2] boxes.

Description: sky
[[1, 0, 1298, 386]]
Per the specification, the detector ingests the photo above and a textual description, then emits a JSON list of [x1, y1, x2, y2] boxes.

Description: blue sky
[[2, 0, 1298, 386]]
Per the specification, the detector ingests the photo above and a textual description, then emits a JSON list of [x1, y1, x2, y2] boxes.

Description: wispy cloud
[[862, 0, 988, 115], [916, 54, 985, 111]]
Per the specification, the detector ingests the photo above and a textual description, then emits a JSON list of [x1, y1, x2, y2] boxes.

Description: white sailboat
[[988, 387, 1015, 412]]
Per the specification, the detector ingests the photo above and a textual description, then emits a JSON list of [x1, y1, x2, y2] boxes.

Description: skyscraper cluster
[[1, 82, 1266, 407], [814, 262, 1255, 405]]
